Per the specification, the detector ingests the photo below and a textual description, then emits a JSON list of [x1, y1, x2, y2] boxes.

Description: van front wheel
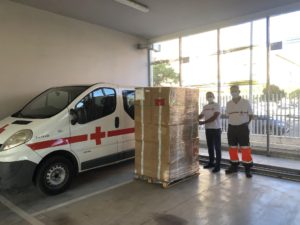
[[36, 156, 74, 195]]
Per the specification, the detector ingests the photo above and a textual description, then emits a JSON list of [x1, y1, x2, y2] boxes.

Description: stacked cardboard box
[[134, 87, 199, 184]]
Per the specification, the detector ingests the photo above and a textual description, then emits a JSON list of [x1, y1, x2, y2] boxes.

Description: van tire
[[36, 156, 74, 195]]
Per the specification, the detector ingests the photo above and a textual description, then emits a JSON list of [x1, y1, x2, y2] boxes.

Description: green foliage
[[228, 80, 258, 86], [262, 84, 286, 101], [289, 89, 300, 99], [152, 62, 179, 86]]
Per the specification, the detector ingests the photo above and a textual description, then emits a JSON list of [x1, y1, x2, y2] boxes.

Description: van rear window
[[122, 90, 135, 119]]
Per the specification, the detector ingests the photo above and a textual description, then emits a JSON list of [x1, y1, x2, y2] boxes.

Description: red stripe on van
[[27, 127, 134, 151], [68, 135, 88, 144], [27, 134, 88, 150], [0, 124, 9, 134], [107, 128, 135, 137]]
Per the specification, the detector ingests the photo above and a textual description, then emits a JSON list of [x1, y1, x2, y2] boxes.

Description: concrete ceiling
[[11, 0, 300, 40]]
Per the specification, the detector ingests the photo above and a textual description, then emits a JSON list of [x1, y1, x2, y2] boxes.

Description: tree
[[289, 89, 300, 99], [261, 84, 286, 101], [152, 62, 179, 86]]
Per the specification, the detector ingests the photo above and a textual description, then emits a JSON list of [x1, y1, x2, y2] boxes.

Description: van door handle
[[115, 117, 120, 128]]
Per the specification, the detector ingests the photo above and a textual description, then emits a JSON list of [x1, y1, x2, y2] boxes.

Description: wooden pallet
[[134, 172, 199, 188]]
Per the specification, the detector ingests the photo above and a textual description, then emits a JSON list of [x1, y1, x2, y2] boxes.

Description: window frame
[[122, 90, 135, 119], [75, 87, 117, 124]]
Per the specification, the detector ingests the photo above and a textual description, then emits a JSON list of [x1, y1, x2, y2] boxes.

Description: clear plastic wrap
[[135, 105, 198, 125], [135, 138, 199, 182], [134, 87, 200, 183]]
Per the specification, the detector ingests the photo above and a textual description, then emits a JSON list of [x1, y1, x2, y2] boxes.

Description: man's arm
[[225, 103, 229, 119], [199, 114, 204, 120], [247, 100, 254, 124], [248, 114, 253, 124], [199, 112, 220, 125]]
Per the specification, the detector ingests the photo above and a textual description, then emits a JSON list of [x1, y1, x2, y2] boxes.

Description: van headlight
[[1, 129, 33, 151]]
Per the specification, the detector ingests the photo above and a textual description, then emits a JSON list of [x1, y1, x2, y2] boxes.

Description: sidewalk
[[200, 147, 300, 170]]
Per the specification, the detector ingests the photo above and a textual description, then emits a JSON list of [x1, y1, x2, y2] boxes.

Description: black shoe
[[225, 165, 238, 174], [203, 163, 215, 169], [246, 171, 252, 178], [244, 164, 253, 178], [212, 167, 220, 173], [245, 168, 253, 178]]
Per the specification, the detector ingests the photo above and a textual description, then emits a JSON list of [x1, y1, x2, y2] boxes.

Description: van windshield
[[12, 86, 89, 119]]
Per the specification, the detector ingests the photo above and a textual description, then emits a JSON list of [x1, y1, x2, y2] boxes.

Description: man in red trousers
[[225, 85, 254, 178]]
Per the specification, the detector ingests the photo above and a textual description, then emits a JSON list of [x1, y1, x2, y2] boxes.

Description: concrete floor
[[1, 159, 300, 225]]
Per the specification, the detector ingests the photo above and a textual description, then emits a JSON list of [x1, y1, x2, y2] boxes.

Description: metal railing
[[199, 95, 300, 137]]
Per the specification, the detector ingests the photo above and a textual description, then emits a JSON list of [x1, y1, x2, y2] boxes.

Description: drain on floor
[[154, 213, 188, 225], [51, 214, 75, 225]]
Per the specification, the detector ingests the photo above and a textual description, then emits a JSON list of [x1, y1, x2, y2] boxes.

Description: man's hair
[[206, 91, 214, 97], [230, 85, 239, 90]]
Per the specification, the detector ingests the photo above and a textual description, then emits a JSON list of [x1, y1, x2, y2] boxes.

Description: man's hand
[[199, 121, 205, 125]]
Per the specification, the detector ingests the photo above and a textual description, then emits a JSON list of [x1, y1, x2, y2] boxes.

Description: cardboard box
[[135, 105, 198, 125], [135, 87, 199, 107], [135, 122, 198, 142], [135, 138, 199, 182], [134, 87, 200, 183]]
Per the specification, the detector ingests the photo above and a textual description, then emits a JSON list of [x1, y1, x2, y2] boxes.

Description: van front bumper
[[0, 160, 37, 189]]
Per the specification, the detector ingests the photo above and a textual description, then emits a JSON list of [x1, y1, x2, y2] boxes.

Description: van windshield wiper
[[12, 111, 24, 118], [23, 114, 51, 119]]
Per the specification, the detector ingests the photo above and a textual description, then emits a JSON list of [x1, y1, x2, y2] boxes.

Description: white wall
[[0, 0, 148, 119]]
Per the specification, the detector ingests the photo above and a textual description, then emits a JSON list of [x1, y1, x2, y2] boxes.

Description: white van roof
[[51, 82, 135, 89]]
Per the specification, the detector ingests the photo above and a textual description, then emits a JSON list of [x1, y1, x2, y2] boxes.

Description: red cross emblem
[[0, 124, 9, 134], [90, 127, 106, 145], [155, 98, 165, 106]]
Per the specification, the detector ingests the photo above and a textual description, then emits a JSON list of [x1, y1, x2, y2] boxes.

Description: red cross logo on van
[[90, 127, 106, 145], [0, 124, 8, 134]]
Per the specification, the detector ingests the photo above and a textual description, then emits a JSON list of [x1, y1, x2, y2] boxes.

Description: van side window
[[75, 88, 116, 124], [122, 90, 135, 119]]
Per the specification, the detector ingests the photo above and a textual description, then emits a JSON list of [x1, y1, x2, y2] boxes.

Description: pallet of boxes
[[134, 87, 200, 188]]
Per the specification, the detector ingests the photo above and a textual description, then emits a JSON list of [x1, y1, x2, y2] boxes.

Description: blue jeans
[[205, 129, 222, 168]]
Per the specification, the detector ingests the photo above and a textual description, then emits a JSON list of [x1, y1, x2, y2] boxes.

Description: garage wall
[[0, 0, 148, 120]]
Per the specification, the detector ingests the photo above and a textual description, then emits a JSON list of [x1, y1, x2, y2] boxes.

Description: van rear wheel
[[36, 156, 74, 195]]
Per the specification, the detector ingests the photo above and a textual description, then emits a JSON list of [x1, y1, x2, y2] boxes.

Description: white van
[[0, 83, 135, 195]]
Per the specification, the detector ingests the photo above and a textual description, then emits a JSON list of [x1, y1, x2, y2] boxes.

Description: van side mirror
[[69, 109, 78, 125]]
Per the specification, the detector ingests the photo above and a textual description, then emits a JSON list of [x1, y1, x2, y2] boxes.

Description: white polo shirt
[[200, 102, 221, 129], [226, 98, 253, 125]]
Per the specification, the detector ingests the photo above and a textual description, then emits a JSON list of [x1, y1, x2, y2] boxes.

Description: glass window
[[270, 11, 300, 137], [220, 22, 251, 96], [122, 90, 135, 119], [181, 30, 218, 94], [47, 91, 69, 109], [13, 86, 88, 119], [75, 88, 116, 124], [103, 88, 115, 96], [270, 11, 300, 94], [252, 19, 267, 97], [151, 39, 180, 86]]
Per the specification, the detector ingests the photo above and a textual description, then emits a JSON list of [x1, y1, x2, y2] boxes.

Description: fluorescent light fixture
[[114, 0, 149, 13]]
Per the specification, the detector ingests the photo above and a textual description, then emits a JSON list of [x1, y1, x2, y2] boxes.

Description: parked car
[[276, 103, 299, 118], [219, 114, 289, 136], [0, 83, 135, 195], [251, 115, 289, 136]]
